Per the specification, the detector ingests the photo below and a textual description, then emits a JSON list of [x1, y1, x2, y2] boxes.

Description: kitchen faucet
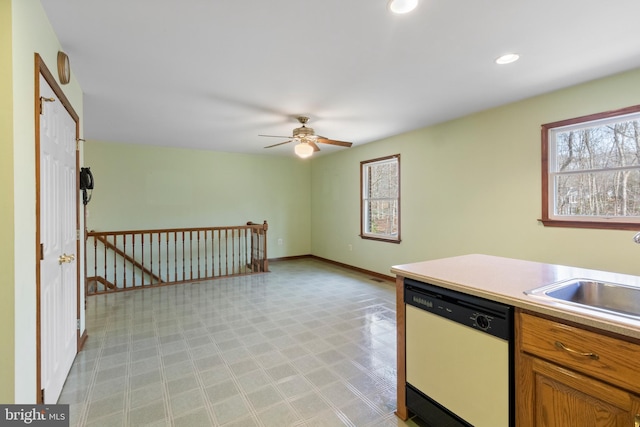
[[634, 232, 640, 244]]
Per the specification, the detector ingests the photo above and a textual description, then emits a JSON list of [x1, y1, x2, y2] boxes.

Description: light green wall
[[0, 0, 16, 404], [311, 68, 640, 277], [84, 141, 311, 258], [89, 69, 640, 279], [10, 0, 84, 403]]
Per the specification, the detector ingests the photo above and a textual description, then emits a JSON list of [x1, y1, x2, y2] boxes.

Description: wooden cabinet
[[516, 310, 640, 427]]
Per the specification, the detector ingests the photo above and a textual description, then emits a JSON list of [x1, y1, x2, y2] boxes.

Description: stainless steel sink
[[525, 279, 640, 319]]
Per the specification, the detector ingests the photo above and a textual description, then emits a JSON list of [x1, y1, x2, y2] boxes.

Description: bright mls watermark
[[0, 405, 69, 426]]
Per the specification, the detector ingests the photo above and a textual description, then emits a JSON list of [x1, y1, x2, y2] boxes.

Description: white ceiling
[[41, 0, 640, 157]]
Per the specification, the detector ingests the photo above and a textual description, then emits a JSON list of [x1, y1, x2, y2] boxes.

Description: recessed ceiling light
[[495, 53, 520, 65], [388, 0, 419, 14]]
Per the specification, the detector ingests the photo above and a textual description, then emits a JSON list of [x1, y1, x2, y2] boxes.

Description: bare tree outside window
[[361, 155, 401, 242], [541, 105, 640, 230]]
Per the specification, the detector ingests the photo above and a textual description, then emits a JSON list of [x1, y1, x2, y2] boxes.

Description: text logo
[[0, 405, 69, 426], [412, 296, 433, 308]]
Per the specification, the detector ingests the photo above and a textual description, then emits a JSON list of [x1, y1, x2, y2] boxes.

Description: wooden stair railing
[[86, 221, 269, 295], [94, 234, 164, 284]]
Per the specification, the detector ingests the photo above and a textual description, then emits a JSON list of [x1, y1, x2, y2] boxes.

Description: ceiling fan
[[260, 116, 353, 158]]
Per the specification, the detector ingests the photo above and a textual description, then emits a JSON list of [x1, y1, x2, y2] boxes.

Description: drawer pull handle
[[635, 414, 640, 427], [554, 341, 599, 360]]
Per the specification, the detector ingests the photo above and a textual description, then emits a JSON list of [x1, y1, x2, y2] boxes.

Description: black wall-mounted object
[[80, 167, 93, 190], [80, 167, 94, 205]]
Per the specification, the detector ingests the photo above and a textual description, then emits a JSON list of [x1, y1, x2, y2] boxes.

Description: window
[[361, 155, 401, 242], [541, 105, 640, 230]]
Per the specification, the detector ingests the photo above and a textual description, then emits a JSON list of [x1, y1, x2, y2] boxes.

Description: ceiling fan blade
[[317, 137, 353, 148], [259, 134, 294, 138], [264, 140, 292, 148], [309, 141, 321, 152]]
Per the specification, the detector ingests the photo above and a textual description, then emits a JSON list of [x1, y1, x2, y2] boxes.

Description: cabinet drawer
[[518, 312, 640, 394]]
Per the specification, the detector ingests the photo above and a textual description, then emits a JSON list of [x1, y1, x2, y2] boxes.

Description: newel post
[[262, 220, 269, 272]]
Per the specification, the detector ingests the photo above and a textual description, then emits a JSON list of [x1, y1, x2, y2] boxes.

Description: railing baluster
[[225, 229, 229, 276], [238, 228, 242, 274], [241, 229, 244, 273], [197, 230, 201, 279], [122, 234, 127, 289], [105, 234, 109, 289], [204, 230, 208, 278], [141, 233, 145, 285], [251, 228, 256, 271], [166, 231, 169, 283], [157, 232, 161, 284], [181, 231, 186, 281], [233, 229, 236, 274], [103, 235, 106, 290], [112, 234, 117, 288], [243, 228, 248, 273], [189, 230, 194, 280], [93, 236, 97, 292], [132, 234, 136, 288], [150, 232, 154, 284], [212, 229, 216, 278], [173, 231, 178, 282], [129, 233, 133, 287], [246, 228, 250, 272], [217, 229, 221, 278]]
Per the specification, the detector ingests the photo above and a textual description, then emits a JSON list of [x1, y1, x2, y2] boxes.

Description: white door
[[39, 74, 78, 404]]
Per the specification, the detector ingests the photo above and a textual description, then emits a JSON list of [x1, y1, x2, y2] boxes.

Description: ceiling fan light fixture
[[388, 0, 418, 14], [495, 53, 520, 65], [294, 142, 314, 158], [261, 116, 353, 156]]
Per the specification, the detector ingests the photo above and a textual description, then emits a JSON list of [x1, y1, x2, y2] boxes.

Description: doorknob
[[58, 253, 76, 264]]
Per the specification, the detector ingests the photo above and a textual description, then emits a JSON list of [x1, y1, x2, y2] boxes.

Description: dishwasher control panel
[[404, 278, 512, 340]]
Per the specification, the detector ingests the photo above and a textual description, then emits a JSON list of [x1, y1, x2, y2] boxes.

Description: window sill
[[539, 218, 640, 231], [360, 234, 402, 243]]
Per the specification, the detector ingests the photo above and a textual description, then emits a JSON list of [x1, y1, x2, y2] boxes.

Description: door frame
[[34, 54, 83, 404]]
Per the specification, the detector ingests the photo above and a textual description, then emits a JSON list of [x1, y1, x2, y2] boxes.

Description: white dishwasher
[[404, 278, 514, 427]]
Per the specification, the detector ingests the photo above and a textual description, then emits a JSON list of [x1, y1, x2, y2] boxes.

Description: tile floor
[[59, 258, 425, 426]]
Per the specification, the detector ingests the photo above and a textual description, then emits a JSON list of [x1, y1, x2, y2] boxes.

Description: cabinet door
[[530, 356, 638, 427]]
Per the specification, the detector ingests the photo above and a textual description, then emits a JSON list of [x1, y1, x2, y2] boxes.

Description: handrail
[[86, 221, 269, 295], [87, 223, 267, 237]]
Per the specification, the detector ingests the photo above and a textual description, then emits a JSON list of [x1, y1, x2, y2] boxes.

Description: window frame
[[541, 104, 640, 230], [360, 154, 401, 243]]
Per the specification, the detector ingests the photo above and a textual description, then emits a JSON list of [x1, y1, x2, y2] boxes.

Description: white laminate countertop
[[391, 254, 640, 340]]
